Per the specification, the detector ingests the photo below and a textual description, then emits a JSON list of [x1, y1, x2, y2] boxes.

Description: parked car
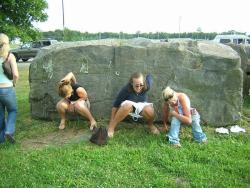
[[213, 34, 250, 45], [11, 39, 58, 62]]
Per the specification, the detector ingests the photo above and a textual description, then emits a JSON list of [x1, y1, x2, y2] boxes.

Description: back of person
[[0, 33, 19, 144]]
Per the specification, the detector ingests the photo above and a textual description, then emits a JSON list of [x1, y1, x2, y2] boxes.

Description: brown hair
[[128, 72, 148, 92], [58, 80, 73, 98]]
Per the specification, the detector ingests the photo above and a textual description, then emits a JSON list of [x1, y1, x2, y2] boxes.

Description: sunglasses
[[134, 84, 144, 88], [164, 93, 174, 102]]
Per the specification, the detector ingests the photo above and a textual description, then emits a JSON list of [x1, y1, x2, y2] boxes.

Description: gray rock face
[[226, 43, 249, 96], [29, 38, 242, 126]]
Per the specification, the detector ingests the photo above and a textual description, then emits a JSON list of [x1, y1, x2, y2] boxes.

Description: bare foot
[[149, 125, 160, 135], [107, 129, 114, 138], [59, 122, 65, 130], [200, 139, 208, 144], [172, 143, 182, 148], [158, 126, 169, 133], [90, 121, 97, 131]]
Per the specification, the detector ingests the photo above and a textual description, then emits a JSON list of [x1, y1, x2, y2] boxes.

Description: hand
[[169, 110, 178, 117], [159, 123, 169, 132]]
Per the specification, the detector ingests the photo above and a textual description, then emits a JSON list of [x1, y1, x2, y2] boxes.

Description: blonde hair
[[0, 33, 10, 58], [58, 80, 73, 98], [162, 86, 175, 101]]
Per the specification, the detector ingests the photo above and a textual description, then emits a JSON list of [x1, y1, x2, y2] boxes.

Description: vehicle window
[[238, 39, 244, 44], [21, 43, 31, 48], [42, 41, 51, 46], [32, 42, 41, 48], [220, 39, 231, 44], [233, 39, 238, 44], [247, 39, 250, 44]]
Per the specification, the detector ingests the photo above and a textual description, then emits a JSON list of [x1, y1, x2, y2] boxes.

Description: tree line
[[42, 28, 219, 42]]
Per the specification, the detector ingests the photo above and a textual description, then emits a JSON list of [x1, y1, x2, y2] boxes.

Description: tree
[[0, 0, 48, 41]]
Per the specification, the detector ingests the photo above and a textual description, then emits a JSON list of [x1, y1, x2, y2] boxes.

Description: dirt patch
[[21, 128, 91, 150]]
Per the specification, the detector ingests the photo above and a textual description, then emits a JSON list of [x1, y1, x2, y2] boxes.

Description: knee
[[56, 101, 68, 112], [120, 104, 133, 113], [143, 106, 154, 118], [74, 101, 88, 111]]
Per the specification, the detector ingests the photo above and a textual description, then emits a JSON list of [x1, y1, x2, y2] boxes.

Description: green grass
[[0, 64, 249, 187]]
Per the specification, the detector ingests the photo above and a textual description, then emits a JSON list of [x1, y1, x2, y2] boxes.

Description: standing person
[[107, 72, 160, 138], [162, 86, 207, 147], [56, 72, 97, 130], [0, 33, 19, 144]]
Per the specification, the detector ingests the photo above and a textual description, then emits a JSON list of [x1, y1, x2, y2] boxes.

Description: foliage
[[221, 30, 247, 35], [0, 0, 48, 41], [0, 64, 249, 187], [42, 28, 219, 42]]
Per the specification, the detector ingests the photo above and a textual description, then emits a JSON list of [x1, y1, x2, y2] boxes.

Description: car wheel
[[22, 58, 29, 62]]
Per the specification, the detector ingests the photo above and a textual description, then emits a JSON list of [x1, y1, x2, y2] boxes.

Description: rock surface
[[29, 38, 242, 126]]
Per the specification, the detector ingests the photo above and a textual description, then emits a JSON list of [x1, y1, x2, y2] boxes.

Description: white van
[[213, 34, 250, 45]]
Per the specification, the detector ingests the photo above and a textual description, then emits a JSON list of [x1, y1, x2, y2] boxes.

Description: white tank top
[[0, 57, 13, 85]]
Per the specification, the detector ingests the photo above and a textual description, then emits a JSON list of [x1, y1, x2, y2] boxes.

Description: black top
[[113, 74, 153, 108], [68, 83, 82, 101]]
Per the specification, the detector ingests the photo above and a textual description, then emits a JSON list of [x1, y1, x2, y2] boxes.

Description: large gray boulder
[[29, 38, 242, 126]]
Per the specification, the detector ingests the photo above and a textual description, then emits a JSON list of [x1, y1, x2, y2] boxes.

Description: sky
[[34, 0, 250, 34]]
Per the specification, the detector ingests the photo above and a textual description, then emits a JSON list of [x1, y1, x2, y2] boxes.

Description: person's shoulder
[[121, 84, 129, 90], [118, 84, 130, 94], [179, 93, 189, 101], [8, 53, 16, 62], [72, 83, 82, 89]]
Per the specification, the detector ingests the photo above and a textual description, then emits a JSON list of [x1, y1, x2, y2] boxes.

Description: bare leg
[[141, 105, 159, 135], [108, 104, 133, 137], [56, 100, 69, 130], [74, 101, 96, 130], [159, 103, 170, 132]]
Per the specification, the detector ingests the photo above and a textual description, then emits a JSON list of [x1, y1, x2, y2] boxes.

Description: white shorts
[[121, 100, 153, 121]]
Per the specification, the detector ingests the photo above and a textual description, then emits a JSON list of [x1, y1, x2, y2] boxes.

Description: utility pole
[[62, 0, 65, 41], [178, 16, 182, 38]]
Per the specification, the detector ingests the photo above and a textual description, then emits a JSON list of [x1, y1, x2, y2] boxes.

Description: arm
[[145, 74, 153, 90], [9, 53, 19, 86], [60, 72, 76, 84], [162, 102, 170, 128], [170, 94, 192, 124], [110, 86, 127, 122], [110, 107, 119, 121]]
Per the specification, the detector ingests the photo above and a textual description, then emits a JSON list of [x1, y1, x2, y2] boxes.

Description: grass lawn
[[0, 63, 249, 187]]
